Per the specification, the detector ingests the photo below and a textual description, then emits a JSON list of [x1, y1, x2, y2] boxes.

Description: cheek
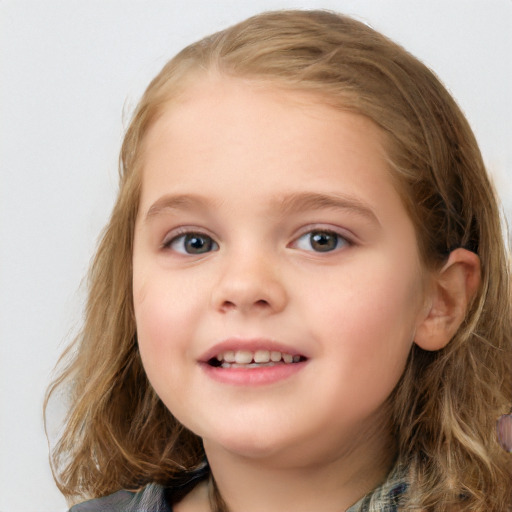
[[133, 281, 199, 420], [308, 257, 423, 376], [133, 265, 213, 387], [133, 272, 187, 370]]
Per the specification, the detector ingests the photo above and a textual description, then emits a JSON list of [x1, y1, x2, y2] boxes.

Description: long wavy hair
[[45, 10, 512, 511]]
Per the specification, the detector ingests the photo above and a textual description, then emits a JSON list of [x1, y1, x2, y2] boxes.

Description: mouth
[[208, 349, 307, 369], [200, 340, 309, 385]]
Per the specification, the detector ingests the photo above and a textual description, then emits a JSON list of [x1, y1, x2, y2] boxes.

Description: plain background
[[1, 1, 511, 511]]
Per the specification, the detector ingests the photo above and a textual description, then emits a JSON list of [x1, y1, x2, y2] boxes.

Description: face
[[133, 77, 430, 467]]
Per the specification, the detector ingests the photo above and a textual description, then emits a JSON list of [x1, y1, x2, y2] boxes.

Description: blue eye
[[166, 232, 219, 254], [295, 230, 348, 252]]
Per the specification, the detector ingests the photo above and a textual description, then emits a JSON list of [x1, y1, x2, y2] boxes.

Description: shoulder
[[69, 483, 171, 512]]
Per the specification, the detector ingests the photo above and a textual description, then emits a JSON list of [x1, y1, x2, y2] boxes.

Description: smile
[[209, 349, 305, 368], [201, 341, 309, 385]]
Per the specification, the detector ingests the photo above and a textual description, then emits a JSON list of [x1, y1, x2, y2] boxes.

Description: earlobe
[[414, 248, 481, 351]]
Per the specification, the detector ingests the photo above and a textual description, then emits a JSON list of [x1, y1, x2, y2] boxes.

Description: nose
[[210, 248, 288, 315]]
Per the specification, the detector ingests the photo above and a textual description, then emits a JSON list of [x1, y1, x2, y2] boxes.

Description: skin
[[132, 77, 480, 512]]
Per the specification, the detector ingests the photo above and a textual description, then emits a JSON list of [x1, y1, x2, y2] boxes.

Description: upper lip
[[199, 337, 308, 363]]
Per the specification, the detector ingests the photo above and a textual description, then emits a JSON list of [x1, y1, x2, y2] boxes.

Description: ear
[[414, 248, 481, 351]]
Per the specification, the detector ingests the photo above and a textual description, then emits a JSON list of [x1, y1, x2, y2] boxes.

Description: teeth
[[270, 351, 282, 362], [235, 350, 253, 364], [254, 350, 270, 363], [282, 353, 293, 364], [222, 362, 276, 369], [213, 349, 301, 366], [223, 350, 236, 363]]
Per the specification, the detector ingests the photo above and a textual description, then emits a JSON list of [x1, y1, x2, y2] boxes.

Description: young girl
[[45, 9, 512, 512]]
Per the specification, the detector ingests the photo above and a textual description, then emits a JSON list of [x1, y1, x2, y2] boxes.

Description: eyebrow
[[144, 191, 379, 225], [276, 192, 380, 225], [144, 193, 219, 221]]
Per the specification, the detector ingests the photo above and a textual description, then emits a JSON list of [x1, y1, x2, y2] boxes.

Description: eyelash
[[291, 229, 352, 253], [161, 227, 353, 255], [162, 229, 219, 255]]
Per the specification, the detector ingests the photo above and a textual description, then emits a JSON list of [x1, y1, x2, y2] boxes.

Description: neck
[[203, 422, 395, 512]]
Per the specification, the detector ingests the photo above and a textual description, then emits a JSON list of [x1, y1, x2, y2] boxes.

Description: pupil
[[311, 232, 337, 252], [185, 234, 211, 254]]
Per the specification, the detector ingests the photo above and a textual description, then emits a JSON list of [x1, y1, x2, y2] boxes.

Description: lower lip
[[200, 361, 307, 386]]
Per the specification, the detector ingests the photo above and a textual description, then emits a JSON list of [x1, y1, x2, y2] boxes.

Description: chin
[[208, 430, 282, 456], [200, 421, 300, 461], [202, 425, 338, 470]]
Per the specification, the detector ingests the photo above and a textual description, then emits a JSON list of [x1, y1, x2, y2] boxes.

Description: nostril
[[219, 298, 271, 312], [220, 300, 236, 311]]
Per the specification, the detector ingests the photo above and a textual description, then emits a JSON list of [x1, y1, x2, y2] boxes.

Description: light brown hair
[[45, 10, 512, 511]]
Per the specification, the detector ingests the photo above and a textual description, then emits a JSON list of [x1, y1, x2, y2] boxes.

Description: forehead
[[143, 78, 389, 173], [145, 74, 387, 142], [138, 77, 404, 221]]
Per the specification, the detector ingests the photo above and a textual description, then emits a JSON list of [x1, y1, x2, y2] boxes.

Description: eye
[[165, 232, 219, 255], [294, 230, 349, 253]]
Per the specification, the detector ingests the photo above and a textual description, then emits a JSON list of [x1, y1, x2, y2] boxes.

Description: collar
[[346, 466, 407, 512]]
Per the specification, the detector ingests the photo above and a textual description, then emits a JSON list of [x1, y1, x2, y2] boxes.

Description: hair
[[45, 9, 512, 511]]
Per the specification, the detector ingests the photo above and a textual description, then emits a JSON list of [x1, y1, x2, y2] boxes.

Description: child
[[45, 9, 512, 512]]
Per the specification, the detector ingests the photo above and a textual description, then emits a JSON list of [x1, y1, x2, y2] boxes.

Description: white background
[[1, 1, 511, 511]]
